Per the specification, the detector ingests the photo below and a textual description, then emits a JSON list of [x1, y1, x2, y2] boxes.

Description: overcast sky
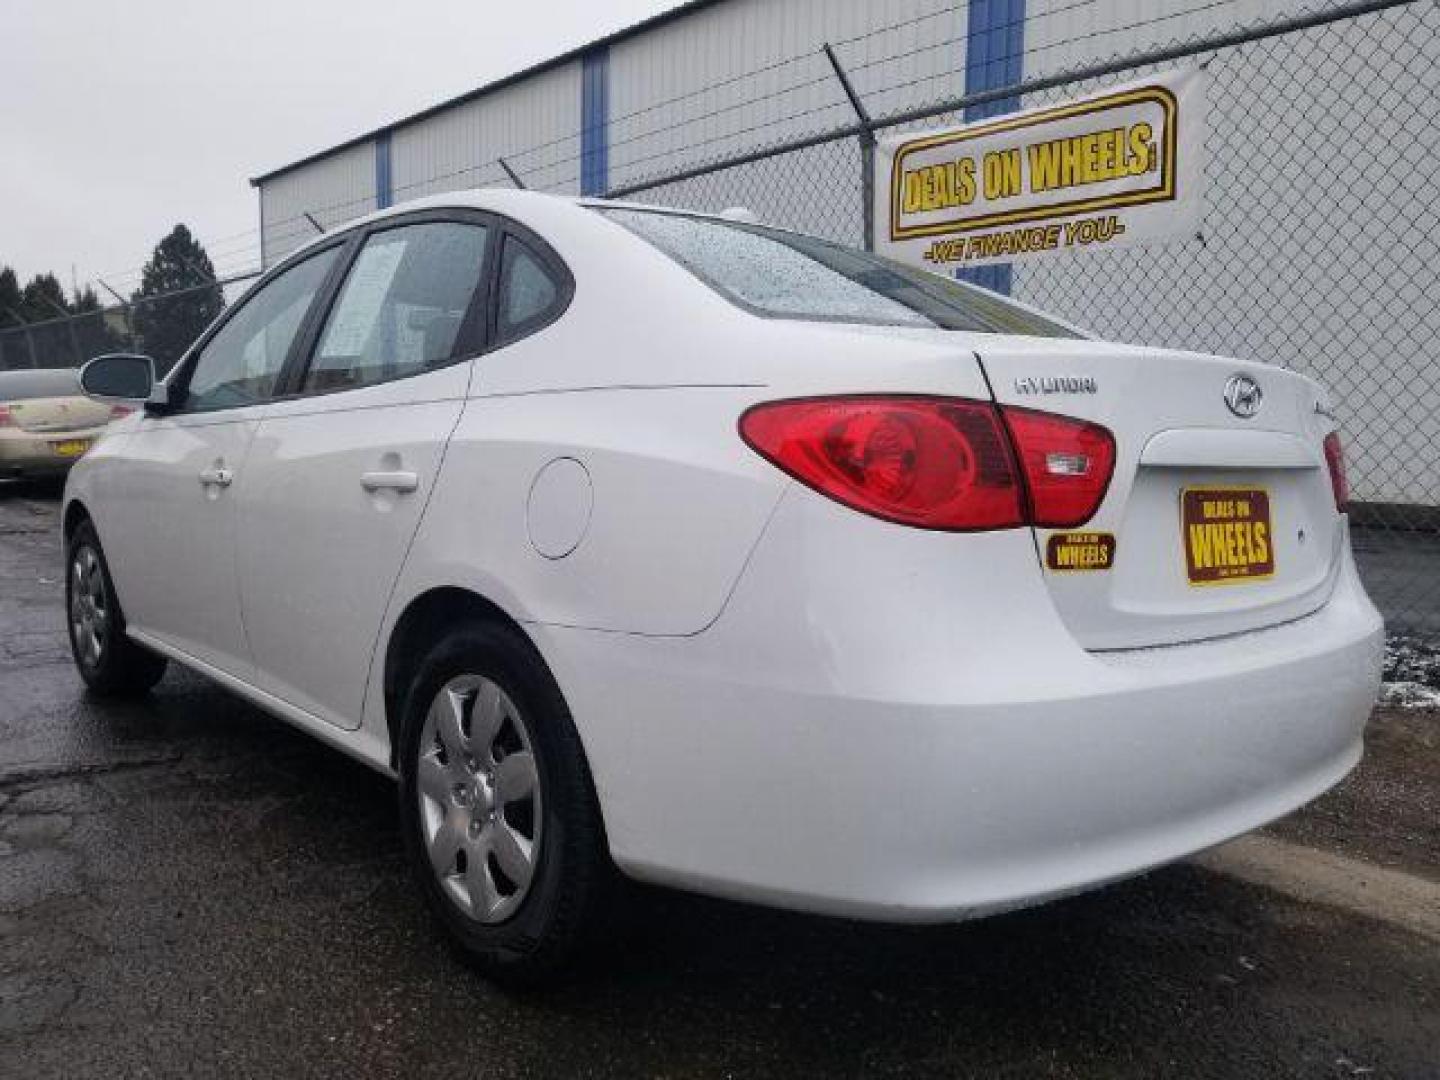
[[1, 0, 676, 297]]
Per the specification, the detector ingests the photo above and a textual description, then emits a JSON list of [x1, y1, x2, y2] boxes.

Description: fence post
[[497, 157, 527, 190], [823, 43, 877, 251], [37, 293, 86, 366], [1, 306, 39, 368]]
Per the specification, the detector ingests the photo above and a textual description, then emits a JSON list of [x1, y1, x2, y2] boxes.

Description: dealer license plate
[[52, 439, 92, 458], [1181, 487, 1274, 586]]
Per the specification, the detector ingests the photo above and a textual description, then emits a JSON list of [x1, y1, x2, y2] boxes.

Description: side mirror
[[79, 354, 168, 411]]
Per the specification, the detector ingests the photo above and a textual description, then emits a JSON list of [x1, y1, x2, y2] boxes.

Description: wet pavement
[[2, 478, 1437, 1079]]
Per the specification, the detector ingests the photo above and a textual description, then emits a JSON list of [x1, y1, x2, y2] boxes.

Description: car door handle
[[360, 470, 419, 493], [198, 465, 234, 487]]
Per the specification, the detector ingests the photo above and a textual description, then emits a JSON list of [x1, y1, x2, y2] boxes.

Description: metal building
[[249, 0, 1439, 512], [252, 0, 1305, 265]]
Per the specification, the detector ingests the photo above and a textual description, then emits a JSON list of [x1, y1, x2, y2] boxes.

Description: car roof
[[0, 368, 82, 400], [278, 188, 764, 264]]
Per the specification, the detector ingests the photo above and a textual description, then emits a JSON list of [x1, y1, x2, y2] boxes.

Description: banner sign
[[876, 67, 1206, 270]]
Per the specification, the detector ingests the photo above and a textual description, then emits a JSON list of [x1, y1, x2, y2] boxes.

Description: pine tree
[[132, 224, 223, 371], [19, 272, 69, 322], [71, 284, 102, 312], [0, 267, 27, 369]]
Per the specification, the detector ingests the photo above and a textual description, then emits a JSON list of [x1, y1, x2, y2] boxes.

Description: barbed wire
[[11, 0, 1404, 335], [98, 0, 1353, 278]]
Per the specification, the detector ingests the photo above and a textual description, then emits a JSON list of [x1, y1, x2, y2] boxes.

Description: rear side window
[[495, 235, 564, 343], [598, 207, 1079, 338], [305, 221, 488, 393]]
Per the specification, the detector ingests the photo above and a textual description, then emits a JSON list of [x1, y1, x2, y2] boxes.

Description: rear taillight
[[1323, 431, 1348, 512], [739, 396, 1024, 530], [739, 395, 1115, 532], [0, 404, 12, 428], [109, 404, 134, 421], [1000, 405, 1116, 528]]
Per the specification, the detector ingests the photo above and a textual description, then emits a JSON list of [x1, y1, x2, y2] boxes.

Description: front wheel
[[397, 620, 610, 983], [65, 520, 168, 697]]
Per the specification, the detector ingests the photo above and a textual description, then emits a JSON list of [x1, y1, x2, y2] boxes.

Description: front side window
[[304, 221, 488, 393], [598, 207, 1080, 338], [181, 246, 340, 412]]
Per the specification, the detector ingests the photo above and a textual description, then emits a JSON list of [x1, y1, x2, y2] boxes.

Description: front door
[[100, 410, 259, 674], [98, 243, 345, 676], [236, 217, 491, 729]]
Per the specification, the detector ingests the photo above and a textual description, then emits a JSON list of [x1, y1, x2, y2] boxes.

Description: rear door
[[978, 337, 1344, 649], [235, 213, 493, 730], [98, 243, 345, 674]]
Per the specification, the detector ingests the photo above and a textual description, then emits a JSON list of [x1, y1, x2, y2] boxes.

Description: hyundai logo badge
[[1224, 374, 1263, 419]]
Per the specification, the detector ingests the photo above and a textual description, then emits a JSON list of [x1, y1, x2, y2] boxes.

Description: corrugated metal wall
[[260, 140, 375, 266], [254, 0, 1371, 263], [391, 62, 583, 203], [608, 0, 971, 192], [1024, 0, 1314, 77]]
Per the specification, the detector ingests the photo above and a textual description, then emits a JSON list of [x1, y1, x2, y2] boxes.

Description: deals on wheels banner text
[[876, 67, 1206, 271]]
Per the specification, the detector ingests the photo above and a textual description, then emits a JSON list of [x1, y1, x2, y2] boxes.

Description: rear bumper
[[537, 493, 1383, 922], [0, 428, 103, 476]]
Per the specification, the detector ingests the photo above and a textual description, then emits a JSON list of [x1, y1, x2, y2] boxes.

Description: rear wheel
[[65, 520, 168, 697], [397, 620, 609, 983]]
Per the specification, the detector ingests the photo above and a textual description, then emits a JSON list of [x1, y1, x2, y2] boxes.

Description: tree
[[132, 224, 223, 371], [10, 273, 79, 367], [0, 267, 21, 326], [0, 266, 29, 369], [71, 284, 102, 313], [0, 268, 124, 370], [19, 272, 69, 323]]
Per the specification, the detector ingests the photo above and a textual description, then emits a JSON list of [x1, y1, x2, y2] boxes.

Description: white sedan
[[66, 190, 1382, 981]]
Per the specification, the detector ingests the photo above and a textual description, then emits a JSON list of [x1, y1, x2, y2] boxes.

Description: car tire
[[397, 619, 610, 984], [65, 520, 168, 697]]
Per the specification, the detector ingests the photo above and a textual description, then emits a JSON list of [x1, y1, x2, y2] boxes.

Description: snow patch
[[1381, 635, 1440, 710]]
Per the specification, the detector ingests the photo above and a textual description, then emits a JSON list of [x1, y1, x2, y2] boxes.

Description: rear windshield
[[0, 369, 80, 401], [596, 207, 1080, 338]]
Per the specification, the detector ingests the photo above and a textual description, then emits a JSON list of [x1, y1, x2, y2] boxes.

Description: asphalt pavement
[[2, 478, 1436, 1079]]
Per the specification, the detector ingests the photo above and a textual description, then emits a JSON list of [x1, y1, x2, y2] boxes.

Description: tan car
[[0, 368, 126, 479]]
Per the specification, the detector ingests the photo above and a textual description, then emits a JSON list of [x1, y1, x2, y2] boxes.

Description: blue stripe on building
[[959, 0, 1025, 295], [375, 130, 393, 209], [581, 46, 610, 196]]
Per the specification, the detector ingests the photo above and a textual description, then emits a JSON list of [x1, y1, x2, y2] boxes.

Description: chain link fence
[[1, 0, 1434, 632], [0, 277, 253, 377], [613, 0, 1440, 635]]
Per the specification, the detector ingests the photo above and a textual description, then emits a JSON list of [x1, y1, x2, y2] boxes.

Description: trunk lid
[[977, 337, 1343, 650], [6, 395, 111, 434]]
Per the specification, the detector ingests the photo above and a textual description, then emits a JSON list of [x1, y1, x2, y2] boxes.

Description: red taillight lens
[[741, 395, 1116, 532], [109, 404, 134, 421], [1323, 431, 1348, 512], [1000, 405, 1116, 528], [0, 404, 12, 428], [739, 396, 1024, 530]]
